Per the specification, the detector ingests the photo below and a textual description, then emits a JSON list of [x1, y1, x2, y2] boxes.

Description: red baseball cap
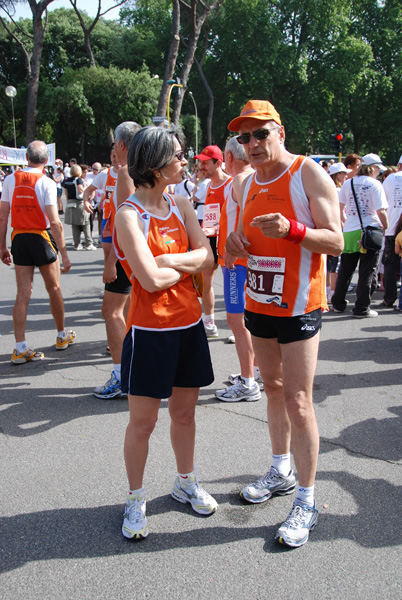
[[194, 145, 223, 162], [227, 100, 282, 132]]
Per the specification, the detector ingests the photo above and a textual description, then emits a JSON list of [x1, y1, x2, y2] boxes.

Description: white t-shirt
[[175, 179, 195, 198], [193, 178, 211, 220], [382, 171, 402, 235], [91, 167, 118, 191], [339, 175, 388, 232]]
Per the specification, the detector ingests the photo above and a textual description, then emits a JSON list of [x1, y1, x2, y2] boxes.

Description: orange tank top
[[114, 194, 202, 331], [103, 168, 117, 220], [243, 156, 326, 317], [11, 171, 48, 230], [202, 177, 232, 237]]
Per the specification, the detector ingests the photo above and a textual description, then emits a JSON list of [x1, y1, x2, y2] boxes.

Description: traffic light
[[330, 132, 343, 152]]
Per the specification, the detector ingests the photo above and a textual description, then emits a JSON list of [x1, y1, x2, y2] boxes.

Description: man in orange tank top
[[226, 100, 344, 547], [194, 145, 232, 338], [0, 141, 75, 363]]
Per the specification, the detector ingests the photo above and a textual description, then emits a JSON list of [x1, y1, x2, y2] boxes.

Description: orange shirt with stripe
[[114, 194, 202, 331], [243, 155, 327, 317], [10, 171, 56, 248], [102, 168, 117, 220], [202, 177, 232, 237]]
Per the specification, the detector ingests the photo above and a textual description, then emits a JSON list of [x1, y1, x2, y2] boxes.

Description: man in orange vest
[[226, 100, 343, 547], [0, 140, 75, 364], [193, 145, 232, 338]]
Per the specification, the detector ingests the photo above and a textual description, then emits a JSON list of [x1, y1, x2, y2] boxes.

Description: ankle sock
[[178, 471, 194, 485], [128, 487, 143, 496], [15, 341, 28, 354], [253, 366, 261, 379], [241, 377, 255, 388], [204, 314, 214, 325], [272, 453, 291, 476], [113, 364, 121, 381], [296, 485, 315, 507], [57, 329, 66, 341]]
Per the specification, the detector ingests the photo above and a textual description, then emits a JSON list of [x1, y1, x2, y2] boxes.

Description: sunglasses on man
[[236, 127, 279, 145]]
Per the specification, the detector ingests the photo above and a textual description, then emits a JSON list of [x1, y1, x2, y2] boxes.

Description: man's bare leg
[[13, 265, 35, 343], [39, 259, 65, 332]]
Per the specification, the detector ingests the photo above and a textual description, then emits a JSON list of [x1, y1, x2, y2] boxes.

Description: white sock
[[16, 341, 28, 353], [296, 485, 315, 507], [128, 487, 144, 497], [204, 314, 214, 325], [272, 453, 291, 476], [178, 471, 194, 485], [241, 377, 255, 388], [253, 366, 260, 379], [57, 329, 66, 340], [113, 364, 121, 380]]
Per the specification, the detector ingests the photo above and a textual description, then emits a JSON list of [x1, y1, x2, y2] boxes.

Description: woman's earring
[[156, 172, 161, 178]]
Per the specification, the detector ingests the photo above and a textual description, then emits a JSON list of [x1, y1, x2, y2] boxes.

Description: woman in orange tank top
[[114, 126, 217, 540]]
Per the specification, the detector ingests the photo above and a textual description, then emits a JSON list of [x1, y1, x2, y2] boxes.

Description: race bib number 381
[[247, 254, 286, 306]]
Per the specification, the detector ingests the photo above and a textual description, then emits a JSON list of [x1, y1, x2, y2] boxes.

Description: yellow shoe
[[56, 330, 76, 350], [11, 348, 44, 364]]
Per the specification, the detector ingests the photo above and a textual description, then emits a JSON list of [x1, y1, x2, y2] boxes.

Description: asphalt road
[[1, 223, 401, 599]]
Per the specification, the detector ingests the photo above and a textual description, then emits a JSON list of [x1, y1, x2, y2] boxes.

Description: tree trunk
[[194, 56, 213, 145], [26, 2, 52, 143], [84, 30, 96, 68], [171, 0, 224, 126], [156, 0, 180, 118]]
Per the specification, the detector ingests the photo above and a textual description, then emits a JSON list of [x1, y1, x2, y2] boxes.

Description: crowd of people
[[1, 100, 401, 549]]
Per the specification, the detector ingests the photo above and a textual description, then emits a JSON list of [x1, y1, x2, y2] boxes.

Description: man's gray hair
[[115, 121, 141, 148], [26, 140, 49, 165], [225, 137, 249, 163]]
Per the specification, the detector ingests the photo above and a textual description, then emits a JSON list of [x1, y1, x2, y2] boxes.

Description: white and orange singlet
[[202, 177, 232, 237], [243, 156, 327, 317], [114, 194, 202, 331]]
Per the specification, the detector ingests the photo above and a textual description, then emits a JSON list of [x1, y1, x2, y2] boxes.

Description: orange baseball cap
[[227, 100, 282, 132], [194, 145, 223, 162]]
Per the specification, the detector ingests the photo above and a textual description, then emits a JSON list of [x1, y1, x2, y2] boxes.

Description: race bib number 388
[[247, 254, 286, 306]]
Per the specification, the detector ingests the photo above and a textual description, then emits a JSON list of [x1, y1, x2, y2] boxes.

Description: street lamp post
[[188, 91, 198, 156], [166, 79, 183, 125], [5, 86, 17, 148]]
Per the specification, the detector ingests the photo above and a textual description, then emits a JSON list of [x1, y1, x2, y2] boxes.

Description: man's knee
[[102, 292, 126, 321], [284, 391, 313, 427]]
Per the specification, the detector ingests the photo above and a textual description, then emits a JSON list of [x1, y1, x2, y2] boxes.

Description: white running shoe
[[204, 323, 218, 338], [227, 333, 235, 343], [86, 243, 97, 251], [275, 499, 318, 547], [215, 380, 261, 402], [122, 490, 149, 539], [171, 474, 218, 515], [228, 373, 264, 391]]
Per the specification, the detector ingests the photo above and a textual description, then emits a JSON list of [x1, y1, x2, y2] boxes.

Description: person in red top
[[114, 125, 217, 540], [194, 145, 232, 338], [226, 100, 343, 548], [0, 140, 75, 363]]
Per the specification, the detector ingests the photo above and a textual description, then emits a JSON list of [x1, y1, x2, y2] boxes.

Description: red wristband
[[285, 219, 306, 244]]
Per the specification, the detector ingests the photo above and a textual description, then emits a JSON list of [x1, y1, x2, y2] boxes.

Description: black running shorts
[[11, 230, 58, 267], [244, 308, 322, 344]]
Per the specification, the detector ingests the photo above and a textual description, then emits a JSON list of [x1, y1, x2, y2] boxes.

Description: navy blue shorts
[[245, 308, 322, 344], [121, 320, 214, 399], [223, 265, 246, 314], [101, 218, 112, 243], [11, 231, 58, 267]]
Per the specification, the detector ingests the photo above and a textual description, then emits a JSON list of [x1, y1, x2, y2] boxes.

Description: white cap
[[361, 153, 383, 166], [328, 163, 352, 176]]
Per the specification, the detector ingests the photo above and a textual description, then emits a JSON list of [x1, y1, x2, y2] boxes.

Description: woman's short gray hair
[[128, 126, 184, 189]]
